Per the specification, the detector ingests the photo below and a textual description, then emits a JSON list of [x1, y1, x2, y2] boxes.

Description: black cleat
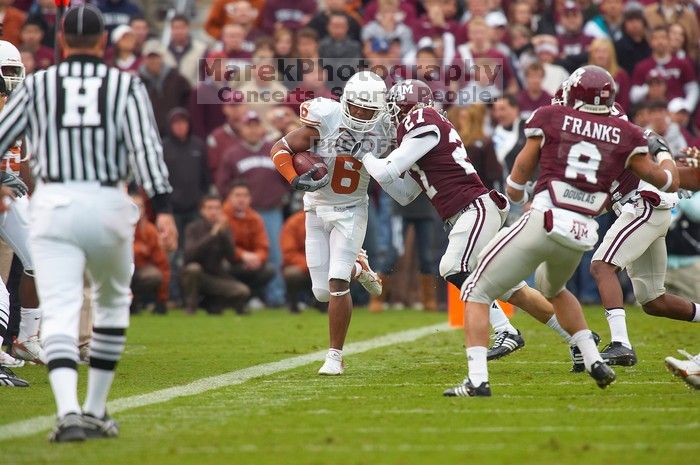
[[588, 360, 616, 389], [0, 366, 29, 387], [570, 331, 601, 373], [443, 379, 492, 397], [487, 330, 525, 360], [82, 412, 119, 439], [601, 341, 637, 366], [48, 412, 86, 443]]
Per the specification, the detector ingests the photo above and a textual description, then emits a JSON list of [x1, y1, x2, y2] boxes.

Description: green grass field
[[0, 306, 698, 465]]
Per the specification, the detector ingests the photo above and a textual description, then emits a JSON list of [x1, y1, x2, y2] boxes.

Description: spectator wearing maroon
[[205, 0, 263, 43], [169, 14, 208, 87], [188, 58, 236, 142], [129, 15, 151, 55], [216, 113, 288, 308], [644, 69, 669, 102], [139, 40, 191, 135], [362, 0, 415, 58], [588, 37, 631, 112], [308, 0, 361, 42], [630, 26, 698, 111], [206, 99, 247, 178], [107, 25, 141, 75], [517, 62, 552, 119], [532, 35, 570, 95], [0, 0, 26, 47], [583, 0, 625, 41], [614, 6, 651, 75], [273, 27, 295, 59], [411, 0, 461, 45], [96, 0, 143, 43], [26, 0, 56, 48], [557, 1, 593, 66], [319, 13, 362, 93], [644, 0, 700, 64], [212, 23, 254, 74], [261, 0, 316, 34], [19, 19, 52, 70], [455, 17, 518, 96]]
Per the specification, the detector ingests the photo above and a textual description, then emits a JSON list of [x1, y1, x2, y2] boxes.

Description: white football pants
[[29, 182, 138, 351]]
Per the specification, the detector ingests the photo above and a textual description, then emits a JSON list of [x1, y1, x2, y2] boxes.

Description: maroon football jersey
[[396, 107, 488, 220], [525, 105, 648, 215]]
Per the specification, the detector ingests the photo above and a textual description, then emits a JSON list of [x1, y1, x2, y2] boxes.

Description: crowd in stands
[[3, 0, 700, 312]]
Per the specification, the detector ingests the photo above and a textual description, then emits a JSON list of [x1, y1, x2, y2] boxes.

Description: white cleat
[[12, 336, 47, 365], [665, 350, 700, 389], [0, 350, 25, 368], [356, 249, 382, 297], [318, 350, 345, 376]]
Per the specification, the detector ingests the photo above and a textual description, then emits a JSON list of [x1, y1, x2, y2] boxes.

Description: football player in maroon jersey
[[356, 80, 582, 381], [451, 65, 679, 396]]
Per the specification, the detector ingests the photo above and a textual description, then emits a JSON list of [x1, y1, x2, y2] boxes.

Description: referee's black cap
[[62, 4, 105, 36]]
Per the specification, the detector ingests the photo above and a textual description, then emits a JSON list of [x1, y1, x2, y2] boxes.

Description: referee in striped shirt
[[0, 4, 177, 442]]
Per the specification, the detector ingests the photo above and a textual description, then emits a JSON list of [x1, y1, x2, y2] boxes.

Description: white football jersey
[[299, 97, 393, 210]]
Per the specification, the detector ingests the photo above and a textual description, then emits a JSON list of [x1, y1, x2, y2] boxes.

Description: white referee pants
[[29, 183, 138, 351]]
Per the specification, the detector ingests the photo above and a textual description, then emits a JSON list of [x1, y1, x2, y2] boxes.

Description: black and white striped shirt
[[0, 54, 171, 207]]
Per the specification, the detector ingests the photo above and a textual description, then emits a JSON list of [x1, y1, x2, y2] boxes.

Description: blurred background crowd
[[2, 0, 700, 315]]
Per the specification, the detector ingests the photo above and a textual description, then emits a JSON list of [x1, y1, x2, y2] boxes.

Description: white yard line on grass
[[0, 322, 450, 441]]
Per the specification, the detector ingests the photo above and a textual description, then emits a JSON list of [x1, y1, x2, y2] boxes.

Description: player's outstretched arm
[[356, 134, 438, 184], [378, 174, 422, 206], [628, 136, 679, 193], [506, 137, 540, 204], [270, 125, 329, 192]]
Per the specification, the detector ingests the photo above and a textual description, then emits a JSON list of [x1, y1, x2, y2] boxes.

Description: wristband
[[506, 175, 527, 191], [506, 188, 529, 205], [660, 169, 673, 192], [657, 151, 675, 164]]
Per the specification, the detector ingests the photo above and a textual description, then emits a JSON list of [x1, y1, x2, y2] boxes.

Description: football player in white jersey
[[0, 41, 41, 385], [270, 71, 406, 375]]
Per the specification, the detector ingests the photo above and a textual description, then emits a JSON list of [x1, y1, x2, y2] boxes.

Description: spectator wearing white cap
[[532, 34, 570, 95], [668, 97, 693, 130], [485, 11, 513, 59], [107, 24, 141, 74]]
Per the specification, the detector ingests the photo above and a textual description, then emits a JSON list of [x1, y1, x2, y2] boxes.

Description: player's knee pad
[[312, 288, 330, 303], [445, 272, 469, 289]]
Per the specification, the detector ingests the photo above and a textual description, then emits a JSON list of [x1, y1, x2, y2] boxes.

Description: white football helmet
[[340, 70, 387, 133], [0, 41, 24, 95]]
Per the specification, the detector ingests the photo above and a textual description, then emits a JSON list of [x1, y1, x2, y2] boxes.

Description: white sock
[[489, 301, 517, 335], [570, 330, 603, 371], [466, 346, 489, 385], [328, 348, 343, 358], [18, 307, 41, 341], [692, 303, 700, 322], [83, 368, 116, 418], [606, 308, 632, 349], [48, 368, 81, 417], [546, 315, 572, 344]]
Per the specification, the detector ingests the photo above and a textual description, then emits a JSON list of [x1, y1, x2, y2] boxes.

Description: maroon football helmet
[[563, 65, 616, 114], [387, 79, 434, 124]]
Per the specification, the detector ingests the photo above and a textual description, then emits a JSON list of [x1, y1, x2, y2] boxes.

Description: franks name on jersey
[[525, 105, 648, 214], [561, 115, 621, 144], [397, 106, 487, 220]]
